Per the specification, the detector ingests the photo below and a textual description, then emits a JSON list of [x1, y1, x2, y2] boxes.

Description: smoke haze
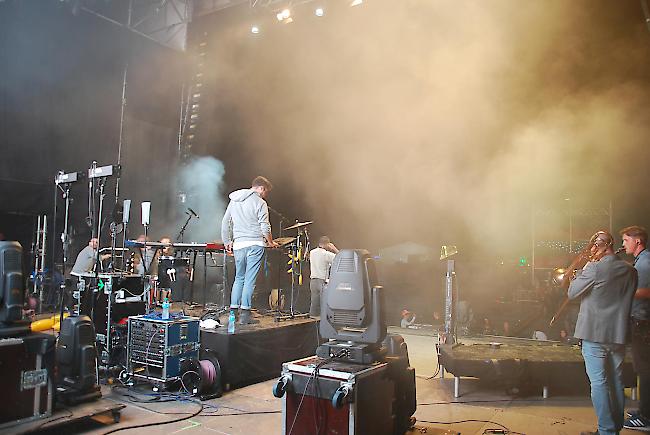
[[169, 156, 227, 243], [195, 0, 650, 256]]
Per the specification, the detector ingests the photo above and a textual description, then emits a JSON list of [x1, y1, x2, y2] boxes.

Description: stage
[[438, 335, 637, 398], [200, 313, 320, 391], [19, 328, 643, 435]]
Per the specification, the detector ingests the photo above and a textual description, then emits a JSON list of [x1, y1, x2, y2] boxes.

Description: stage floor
[[27, 329, 643, 435]]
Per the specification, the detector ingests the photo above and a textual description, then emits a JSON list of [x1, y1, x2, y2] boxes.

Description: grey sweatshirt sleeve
[[221, 202, 233, 244], [257, 201, 271, 236], [568, 261, 597, 300]]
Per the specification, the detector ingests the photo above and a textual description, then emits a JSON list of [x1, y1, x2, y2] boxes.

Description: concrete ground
[[27, 331, 642, 434]]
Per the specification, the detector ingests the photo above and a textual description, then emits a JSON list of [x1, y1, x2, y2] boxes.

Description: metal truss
[[193, 0, 317, 17], [76, 0, 192, 51]]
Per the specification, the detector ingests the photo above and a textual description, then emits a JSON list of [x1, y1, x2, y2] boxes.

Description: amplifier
[[127, 315, 200, 385], [0, 333, 55, 429]]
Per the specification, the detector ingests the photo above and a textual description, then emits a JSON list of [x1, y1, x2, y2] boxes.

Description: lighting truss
[[73, 0, 193, 51]]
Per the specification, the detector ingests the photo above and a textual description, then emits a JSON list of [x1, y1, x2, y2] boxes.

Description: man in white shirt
[[309, 236, 339, 317]]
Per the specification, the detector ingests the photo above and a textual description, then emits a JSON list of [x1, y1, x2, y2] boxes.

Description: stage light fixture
[[315, 7, 324, 17], [350, 0, 363, 6], [276, 8, 291, 21], [251, 25, 260, 34]]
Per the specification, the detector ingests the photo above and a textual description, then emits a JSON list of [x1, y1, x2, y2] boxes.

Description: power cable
[[416, 418, 524, 435], [102, 395, 203, 434]]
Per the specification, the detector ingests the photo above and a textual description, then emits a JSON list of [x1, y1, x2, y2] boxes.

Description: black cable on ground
[[416, 418, 524, 435], [424, 363, 441, 380], [418, 396, 591, 406], [109, 383, 281, 418], [198, 410, 282, 417], [102, 399, 203, 434]]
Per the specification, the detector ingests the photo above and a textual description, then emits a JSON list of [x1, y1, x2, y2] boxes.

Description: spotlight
[[350, 0, 362, 6], [251, 25, 260, 34], [315, 7, 324, 17], [276, 8, 291, 21]]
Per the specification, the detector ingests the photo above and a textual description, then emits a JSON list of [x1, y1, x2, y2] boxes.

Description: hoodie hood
[[229, 188, 257, 202]]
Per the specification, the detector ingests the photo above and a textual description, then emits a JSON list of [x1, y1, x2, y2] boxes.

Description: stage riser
[[200, 319, 319, 390], [440, 343, 637, 393]]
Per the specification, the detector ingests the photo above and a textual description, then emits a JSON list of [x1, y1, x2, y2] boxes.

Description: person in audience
[[400, 309, 416, 328]]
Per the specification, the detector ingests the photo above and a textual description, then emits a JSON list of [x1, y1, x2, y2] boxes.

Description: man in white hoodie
[[221, 176, 279, 324]]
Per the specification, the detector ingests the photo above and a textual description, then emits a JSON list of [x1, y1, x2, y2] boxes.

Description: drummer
[[152, 236, 175, 304]]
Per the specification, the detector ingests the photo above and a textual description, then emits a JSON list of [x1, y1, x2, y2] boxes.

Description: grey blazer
[[568, 254, 637, 344]]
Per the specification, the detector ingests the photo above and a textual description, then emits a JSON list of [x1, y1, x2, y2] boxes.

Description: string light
[[535, 241, 589, 252]]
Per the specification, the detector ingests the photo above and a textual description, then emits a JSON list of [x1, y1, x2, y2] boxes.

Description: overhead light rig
[[61, 0, 192, 51], [195, 0, 366, 36]]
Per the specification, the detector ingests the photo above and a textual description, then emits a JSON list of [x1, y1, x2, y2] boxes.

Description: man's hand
[[326, 243, 339, 253], [224, 242, 233, 254], [267, 240, 280, 249]]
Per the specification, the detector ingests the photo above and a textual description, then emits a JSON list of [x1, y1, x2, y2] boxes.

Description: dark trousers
[[632, 320, 650, 417]]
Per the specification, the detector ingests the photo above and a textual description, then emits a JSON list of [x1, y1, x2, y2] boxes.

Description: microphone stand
[[177, 213, 194, 243], [57, 181, 73, 326], [268, 207, 289, 316], [89, 174, 107, 327]]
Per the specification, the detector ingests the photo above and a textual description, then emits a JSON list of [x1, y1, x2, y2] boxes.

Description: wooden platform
[[4, 399, 124, 435]]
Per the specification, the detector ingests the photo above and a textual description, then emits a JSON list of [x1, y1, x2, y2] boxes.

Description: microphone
[[188, 208, 200, 219]]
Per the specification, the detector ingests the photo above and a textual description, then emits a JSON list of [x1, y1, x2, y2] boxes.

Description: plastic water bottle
[[228, 310, 236, 334], [162, 298, 170, 320]]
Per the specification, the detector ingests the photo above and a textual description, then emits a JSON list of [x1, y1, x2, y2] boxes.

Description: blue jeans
[[230, 245, 265, 310], [581, 340, 626, 435]]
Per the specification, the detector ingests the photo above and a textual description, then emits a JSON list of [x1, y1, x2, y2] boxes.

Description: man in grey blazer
[[569, 230, 637, 435]]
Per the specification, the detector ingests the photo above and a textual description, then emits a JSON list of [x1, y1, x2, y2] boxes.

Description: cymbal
[[283, 221, 313, 231]]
